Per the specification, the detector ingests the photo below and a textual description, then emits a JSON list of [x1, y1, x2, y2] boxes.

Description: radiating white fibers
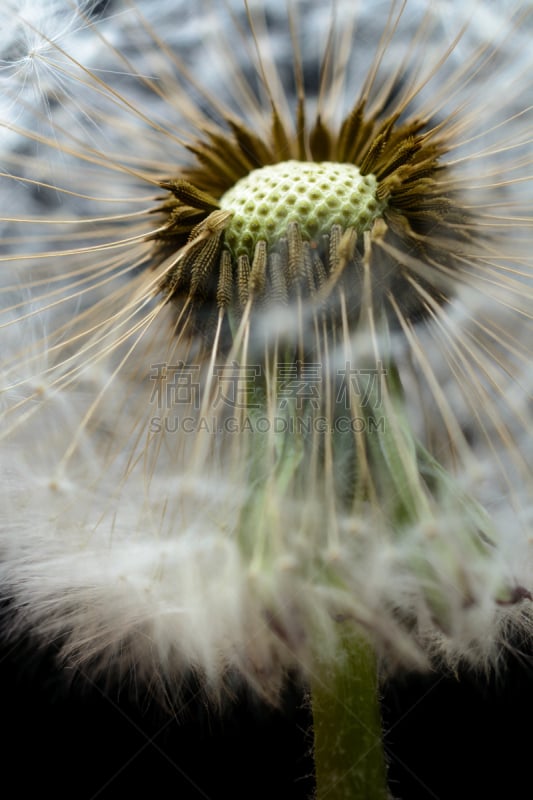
[[0, 0, 532, 702]]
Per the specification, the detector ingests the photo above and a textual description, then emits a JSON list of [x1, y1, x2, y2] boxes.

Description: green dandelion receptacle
[[220, 161, 385, 256]]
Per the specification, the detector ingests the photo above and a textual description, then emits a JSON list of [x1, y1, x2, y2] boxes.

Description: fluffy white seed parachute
[[0, 0, 531, 701]]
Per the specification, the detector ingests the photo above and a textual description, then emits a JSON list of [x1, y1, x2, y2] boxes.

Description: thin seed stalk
[[311, 628, 388, 800], [232, 378, 390, 798]]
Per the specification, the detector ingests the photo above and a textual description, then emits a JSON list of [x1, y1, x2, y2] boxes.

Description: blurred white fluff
[[0, 0, 532, 700]]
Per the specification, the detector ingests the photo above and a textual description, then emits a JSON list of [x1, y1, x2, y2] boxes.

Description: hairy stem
[[311, 629, 388, 800]]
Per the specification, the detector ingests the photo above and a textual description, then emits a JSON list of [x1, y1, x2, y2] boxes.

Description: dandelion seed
[[0, 1, 532, 797]]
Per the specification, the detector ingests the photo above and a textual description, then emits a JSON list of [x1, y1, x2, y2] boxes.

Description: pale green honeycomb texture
[[219, 160, 385, 257]]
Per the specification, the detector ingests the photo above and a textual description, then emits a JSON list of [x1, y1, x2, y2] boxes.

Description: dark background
[[2, 632, 531, 799]]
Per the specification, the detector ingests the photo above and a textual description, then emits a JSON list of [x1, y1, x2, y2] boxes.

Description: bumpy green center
[[219, 160, 385, 257]]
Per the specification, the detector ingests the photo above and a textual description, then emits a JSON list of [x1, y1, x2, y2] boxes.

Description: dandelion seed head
[[0, 0, 532, 702]]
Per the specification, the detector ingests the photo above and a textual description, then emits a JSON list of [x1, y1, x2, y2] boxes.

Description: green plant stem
[[311, 628, 388, 800]]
